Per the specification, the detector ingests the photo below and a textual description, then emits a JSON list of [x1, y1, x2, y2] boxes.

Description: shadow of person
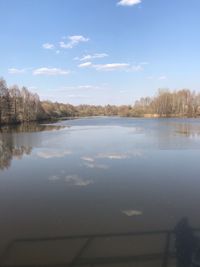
[[174, 218, 197, 267]]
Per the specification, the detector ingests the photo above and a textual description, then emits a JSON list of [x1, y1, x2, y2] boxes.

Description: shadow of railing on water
[[2, 228, 198, 267]]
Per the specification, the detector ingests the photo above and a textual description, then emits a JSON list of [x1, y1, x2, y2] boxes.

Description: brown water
[[1, 117, 200, 266]]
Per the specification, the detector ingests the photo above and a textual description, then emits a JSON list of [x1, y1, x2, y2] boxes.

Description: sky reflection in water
[[1, 117, 200, 257]]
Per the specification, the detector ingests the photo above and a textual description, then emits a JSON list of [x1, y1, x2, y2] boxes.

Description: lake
[[1, 117, 200, 266]]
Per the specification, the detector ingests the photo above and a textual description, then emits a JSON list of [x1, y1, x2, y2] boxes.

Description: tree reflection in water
[[0, 123, 64, 170]]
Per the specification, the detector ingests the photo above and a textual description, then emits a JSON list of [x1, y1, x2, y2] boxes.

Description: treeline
[[134, 89, 200, 117], [0, 78, 45, 125], [41, 101, 134, 118], [31, 89, 200, 119], [1, 77, 200, 125], [0, 78, 134, 125]]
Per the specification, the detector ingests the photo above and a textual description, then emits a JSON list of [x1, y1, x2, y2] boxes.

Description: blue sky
[[1, 0, 200, 105]]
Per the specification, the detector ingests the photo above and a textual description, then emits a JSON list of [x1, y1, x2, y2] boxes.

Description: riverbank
[[1, 114, 200, 127]]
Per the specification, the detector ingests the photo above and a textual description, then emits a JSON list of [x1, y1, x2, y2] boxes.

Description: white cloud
[[129, 62, 149, 72], [60, 85, 100, 92], [69, 35, 89, 43], [56, 50, 60, 54], [78, 85, 98, 89], [59, 42, 68, 48], [42, 43, 55, 49], [66, 94, 89, 99], [94, 63, 130, 71], [33, 67, 70, 76], [117, 0, 141, 6], [78, 61, 146, 72], [78, 62, 93, 68], [8, 68, 26, 74], [79, 53, 108, 61], [130, 64, 143, 72], [158, 75, 167, 80], [59, 35, 89, 49]]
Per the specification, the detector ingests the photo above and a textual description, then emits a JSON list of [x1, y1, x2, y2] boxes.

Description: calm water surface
[[1, 117, 200, 265]]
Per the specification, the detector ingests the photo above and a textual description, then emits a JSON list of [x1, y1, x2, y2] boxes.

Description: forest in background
[[1, 77, 200, 125]]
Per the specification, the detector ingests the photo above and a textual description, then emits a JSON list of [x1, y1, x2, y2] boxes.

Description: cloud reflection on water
[[48, 173, 93, 187], [65, 174, 93, 187], [121, 209, 143, 217], [82, 162, 109, 170], [80, 150, 144, 170], [96, 153, 130, 160], [48, 175, 60, 182], [81, 156, 95, 162], [36, 149, 72, 159], [95, 151, 143, 160]]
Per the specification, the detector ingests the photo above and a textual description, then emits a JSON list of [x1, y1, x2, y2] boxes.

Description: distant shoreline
[[1, 114, 200, 128]]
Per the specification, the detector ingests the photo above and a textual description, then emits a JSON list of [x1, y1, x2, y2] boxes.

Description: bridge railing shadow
[[1, 228, 200, 267]]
